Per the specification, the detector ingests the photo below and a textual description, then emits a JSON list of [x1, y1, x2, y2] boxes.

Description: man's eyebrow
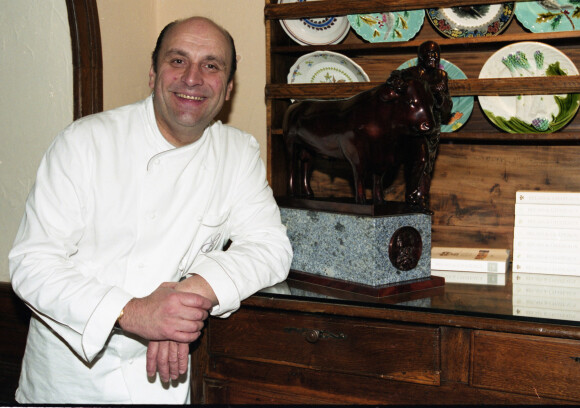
[[165, 48, 188, 58], [165, 48, 227, 67]]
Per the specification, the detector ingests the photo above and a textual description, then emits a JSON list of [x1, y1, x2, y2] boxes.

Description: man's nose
[[183, 64, 203, 87]]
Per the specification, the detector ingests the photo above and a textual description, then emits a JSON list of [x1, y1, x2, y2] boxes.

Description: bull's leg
[[284, 128, 298, 197], [404, 137, 433, 213], [354, 175, 366, 204], [286, 143, 296, 196], [350, 165, 366, 204], [372, 174, 385, 204], [300, 149, 314, 198]]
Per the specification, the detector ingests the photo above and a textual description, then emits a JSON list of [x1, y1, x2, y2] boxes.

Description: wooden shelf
[[265, 0, 531, 19], [270, 31, 580, 54], [266, 76, 580, 99], [270, 128, 580, 143]]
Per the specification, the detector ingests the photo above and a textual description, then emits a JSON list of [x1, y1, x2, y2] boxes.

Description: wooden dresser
[[192, 3, 580, 402], [192, 274, 580, 404]]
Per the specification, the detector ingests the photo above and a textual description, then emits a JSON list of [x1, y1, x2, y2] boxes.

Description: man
[[402, 40, 453, 127], [399, 41, 453, 211], [9, 16, 292, 404]]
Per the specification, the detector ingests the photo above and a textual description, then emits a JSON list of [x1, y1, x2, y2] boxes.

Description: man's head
[[149, 17, 237, 146], [151, 18, 237, 83], [417, 41, 441, 70]]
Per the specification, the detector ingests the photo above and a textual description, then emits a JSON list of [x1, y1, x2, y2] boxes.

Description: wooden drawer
[[471, 330, 580, 401], [208, 308, 440, 385]]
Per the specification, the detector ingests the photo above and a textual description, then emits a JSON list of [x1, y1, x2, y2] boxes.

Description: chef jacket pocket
[[199, 212, 230, 254]]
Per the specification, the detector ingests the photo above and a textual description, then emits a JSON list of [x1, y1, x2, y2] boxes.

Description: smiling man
[[9, 17, 292, 404], [150, 17, 235, 146]]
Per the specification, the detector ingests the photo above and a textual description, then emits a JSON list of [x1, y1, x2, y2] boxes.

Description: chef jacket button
[[148, 212, 157, 220]]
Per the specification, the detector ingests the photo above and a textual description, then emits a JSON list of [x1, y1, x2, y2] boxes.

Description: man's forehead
[[162, 22, 230, 59]]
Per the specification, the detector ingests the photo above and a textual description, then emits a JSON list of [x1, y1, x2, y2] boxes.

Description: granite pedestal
[[280, 203, 432, 287]]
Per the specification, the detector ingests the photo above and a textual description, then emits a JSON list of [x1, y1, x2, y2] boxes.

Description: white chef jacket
[[8, 95, 292, 404]]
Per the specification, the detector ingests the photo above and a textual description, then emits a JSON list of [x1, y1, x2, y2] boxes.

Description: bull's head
[[380, 71, 436, 135]]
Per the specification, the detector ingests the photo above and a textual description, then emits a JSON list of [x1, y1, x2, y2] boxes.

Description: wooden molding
[[66, 0, 103, 119]]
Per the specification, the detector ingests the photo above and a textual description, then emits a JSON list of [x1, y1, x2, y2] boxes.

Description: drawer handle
[[304, 329, 319, 343], [571, 357, 580, 363], [284, 327, 347, 343]]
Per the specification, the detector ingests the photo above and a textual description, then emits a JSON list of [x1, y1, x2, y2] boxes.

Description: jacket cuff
[[81, 286, 134, 361], [188, 256, 240, 317]]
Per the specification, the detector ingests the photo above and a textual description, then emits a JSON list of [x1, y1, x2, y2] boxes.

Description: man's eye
[[171, 59, 184, 65]]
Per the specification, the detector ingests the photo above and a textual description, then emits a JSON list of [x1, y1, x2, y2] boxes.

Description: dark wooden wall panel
[[0, 283, 30, 404]]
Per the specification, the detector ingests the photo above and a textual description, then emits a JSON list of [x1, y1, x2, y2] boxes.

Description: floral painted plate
[[427, 3, 515, 38], [288, 51, 370, 85], [397, 58, 474, 132], [279, 0, 350, 46], [515, 0, 580, 33], [347, 9, 425, 42], [478, 42, 580, 133]]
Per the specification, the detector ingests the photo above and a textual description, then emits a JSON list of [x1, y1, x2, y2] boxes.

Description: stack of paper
[[431, 246, 510, 286], [512, 191, 580, 320], [512, 272, 580, 320], [513, 191, 580, 274]]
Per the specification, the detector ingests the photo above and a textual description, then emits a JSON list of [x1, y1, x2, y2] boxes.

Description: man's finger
[[178, 342, 189, 375], [157, 341, 170, 383], [168, 341, 179, 380], [146, 341, 159, 378]]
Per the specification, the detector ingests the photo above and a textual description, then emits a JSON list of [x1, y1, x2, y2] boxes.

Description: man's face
[[149, 18, 234, 146], [419, 44, 440, 70]]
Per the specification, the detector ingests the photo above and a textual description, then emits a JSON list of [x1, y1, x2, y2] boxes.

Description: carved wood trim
[[66, 0, 103, 119]]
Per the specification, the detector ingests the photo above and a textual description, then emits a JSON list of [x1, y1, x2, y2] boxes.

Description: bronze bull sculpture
[[283, 70, 442, 211]]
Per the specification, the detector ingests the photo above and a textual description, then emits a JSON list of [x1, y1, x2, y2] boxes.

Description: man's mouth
[[176, 93, 204, 101]]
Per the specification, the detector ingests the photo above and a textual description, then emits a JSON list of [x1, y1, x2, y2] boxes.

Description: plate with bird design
[[347, 9, 425, 42], [515, 0, 580, 32], [427, 3, 515, 38]]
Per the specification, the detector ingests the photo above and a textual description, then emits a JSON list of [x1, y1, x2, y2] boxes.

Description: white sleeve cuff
[[188, 256, 240, 317], [81, 286, 134, 361]]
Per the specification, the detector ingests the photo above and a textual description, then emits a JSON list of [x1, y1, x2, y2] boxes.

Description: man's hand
[[146, 340, 189, 382], [119, 282, 212, 343]]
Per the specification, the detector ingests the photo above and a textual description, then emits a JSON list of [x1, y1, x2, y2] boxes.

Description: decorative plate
[[397, 58, 474, 132], [278, 0, 350, 46], [478, 41, 580, 133], [347, 9, 425, 42], [288, 51, 370, 85], [427, 3, 515, 38], [515, 0, 580, 33]]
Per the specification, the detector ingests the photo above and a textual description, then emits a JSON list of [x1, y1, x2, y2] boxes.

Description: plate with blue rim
[[278, 0, 350, 46], [427, 3, 515, 38], [347, 9, 425, 42], [288, 51, 370, 85], [515, 0, 580, 33], [397, 58, 474, 132], [478, 41, 580, 133]]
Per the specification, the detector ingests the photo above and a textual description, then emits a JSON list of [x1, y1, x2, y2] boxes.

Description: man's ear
[[148, 65, 156, 90], [225, 80, 234, 101]]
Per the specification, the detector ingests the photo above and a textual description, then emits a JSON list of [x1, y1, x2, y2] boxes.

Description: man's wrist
[[114, 305, 127, 329]]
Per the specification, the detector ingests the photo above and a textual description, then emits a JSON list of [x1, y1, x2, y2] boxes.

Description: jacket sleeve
[[9, 129, 134, 362], [191, 134, 293, 317]]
